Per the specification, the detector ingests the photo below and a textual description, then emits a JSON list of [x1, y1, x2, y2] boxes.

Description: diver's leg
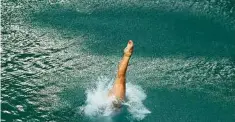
[[109, 40, 134, 100]]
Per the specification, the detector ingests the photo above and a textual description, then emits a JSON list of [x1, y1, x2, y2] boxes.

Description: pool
[[1, 0, 235, 121]]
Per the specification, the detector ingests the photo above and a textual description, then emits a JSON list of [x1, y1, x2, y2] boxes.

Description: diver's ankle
[[124, 53, 132, 57]]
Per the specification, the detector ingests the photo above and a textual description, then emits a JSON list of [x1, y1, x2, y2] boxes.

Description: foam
[[80, 76, 151, 120]]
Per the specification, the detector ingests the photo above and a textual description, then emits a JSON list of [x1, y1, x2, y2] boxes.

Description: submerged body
[[108, 40, 134, 107]]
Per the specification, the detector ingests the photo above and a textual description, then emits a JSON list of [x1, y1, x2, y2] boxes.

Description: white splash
[[80, 76, 151, 120]]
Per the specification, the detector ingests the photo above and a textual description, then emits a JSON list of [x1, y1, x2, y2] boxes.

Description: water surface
[[1, 0, 235, 121]]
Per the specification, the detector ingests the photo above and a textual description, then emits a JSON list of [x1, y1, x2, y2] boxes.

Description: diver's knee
[[117, 72, 125, 78]]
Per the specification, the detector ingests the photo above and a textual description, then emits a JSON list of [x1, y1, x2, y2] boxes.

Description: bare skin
[[108, 40, 134, 102]]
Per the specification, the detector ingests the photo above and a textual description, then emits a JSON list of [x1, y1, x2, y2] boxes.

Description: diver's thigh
[[113, 83, 126, 99]]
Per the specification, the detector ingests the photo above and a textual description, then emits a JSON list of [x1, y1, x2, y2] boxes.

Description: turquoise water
[[1, 0, 235, 121]]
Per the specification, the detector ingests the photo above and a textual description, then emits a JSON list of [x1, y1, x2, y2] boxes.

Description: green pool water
[[1, 0, 235, 121]]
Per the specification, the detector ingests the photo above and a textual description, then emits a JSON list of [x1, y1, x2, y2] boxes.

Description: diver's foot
[[124, 40, 134, 57]]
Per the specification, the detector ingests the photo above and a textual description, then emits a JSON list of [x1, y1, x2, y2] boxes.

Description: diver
[[108, 40, 134, 108]]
